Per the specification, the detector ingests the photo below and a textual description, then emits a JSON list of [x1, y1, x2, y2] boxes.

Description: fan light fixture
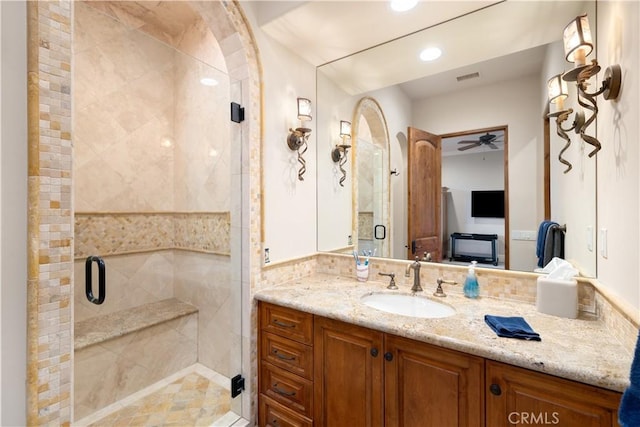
[[287, 97, 312, 181], [457, 132, 501, 152], [332, 120, 352, 187]]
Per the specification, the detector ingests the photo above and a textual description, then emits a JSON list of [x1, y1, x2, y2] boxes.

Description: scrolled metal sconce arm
[[570, 62, 622, 158], [547, 108, 585, 174], [287, 127, 311, 181], [331, 144, 351, 187]]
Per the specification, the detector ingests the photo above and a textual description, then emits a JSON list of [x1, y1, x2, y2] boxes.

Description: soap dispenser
[[463, 260, 479, 298]]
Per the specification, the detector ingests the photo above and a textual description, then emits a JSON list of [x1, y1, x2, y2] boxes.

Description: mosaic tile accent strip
[[74, 212, 230, 258], [27, 1, 74, 425], [174, 212, 231, 254]]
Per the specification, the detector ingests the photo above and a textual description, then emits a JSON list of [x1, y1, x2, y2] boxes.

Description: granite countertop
[[254, 273, 633, 393]]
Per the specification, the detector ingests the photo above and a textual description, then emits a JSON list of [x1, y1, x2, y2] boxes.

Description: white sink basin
[[360, 293, 455, 319]]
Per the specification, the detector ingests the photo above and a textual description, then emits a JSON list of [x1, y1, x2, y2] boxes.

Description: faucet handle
[[378, 272, 398, 290], [433, 278, 458, 297]]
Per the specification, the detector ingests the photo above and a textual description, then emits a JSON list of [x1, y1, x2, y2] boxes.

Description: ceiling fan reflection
[[457, 133, 502, 151]]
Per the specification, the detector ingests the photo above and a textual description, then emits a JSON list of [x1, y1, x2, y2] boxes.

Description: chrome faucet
[[405, 257, 422, 292]]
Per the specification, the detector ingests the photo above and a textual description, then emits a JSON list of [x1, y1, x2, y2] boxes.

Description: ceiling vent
[[456, 72, 480, 82]]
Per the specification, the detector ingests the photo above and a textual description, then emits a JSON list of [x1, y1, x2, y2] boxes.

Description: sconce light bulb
[[297, 98, 312, 121], [339, 120, 352, 139], [563, 14, 593, 64]]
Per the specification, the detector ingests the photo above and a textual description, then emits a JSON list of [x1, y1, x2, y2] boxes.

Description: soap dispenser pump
[[463, 260, 479, 299]]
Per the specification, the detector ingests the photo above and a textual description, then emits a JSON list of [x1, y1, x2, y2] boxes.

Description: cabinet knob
[[370, 348, 379, 357], [489, 383, 502, 396], [384, 352, 393, 361]]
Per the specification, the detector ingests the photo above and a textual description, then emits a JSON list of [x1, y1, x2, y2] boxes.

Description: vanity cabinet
[[259, 302, 314, 427], [486, 360, 622, 427], [384, 334, 484, 427], [258, 302, 622, 427], [314, 316, 384, 426]]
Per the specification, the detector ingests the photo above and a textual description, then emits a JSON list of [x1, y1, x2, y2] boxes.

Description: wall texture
[[596, 0, 640, 310]]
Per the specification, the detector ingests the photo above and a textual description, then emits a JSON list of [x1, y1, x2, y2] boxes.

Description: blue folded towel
[[536, 221, 558, 268], [484, 315, 541, 341], [619, 330, 640, 426]]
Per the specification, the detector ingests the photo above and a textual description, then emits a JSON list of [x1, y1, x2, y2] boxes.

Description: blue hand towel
[[536, 221, 557, 267], [619, 330, 640, 426], [484, 315, 541, 341]]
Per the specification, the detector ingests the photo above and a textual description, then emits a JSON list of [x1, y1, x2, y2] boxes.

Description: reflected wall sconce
[[546, 73, 584, 173], [331, 120, 352, 187], [287, 97, 312, 181], [561, 14, 622, 158]]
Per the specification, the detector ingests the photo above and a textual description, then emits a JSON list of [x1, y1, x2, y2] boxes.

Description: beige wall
[[596, 0, 640, 310], [0, 1, 27, 425]]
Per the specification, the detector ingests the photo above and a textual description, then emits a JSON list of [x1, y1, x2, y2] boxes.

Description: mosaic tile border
[[74, 212, 231, 258]]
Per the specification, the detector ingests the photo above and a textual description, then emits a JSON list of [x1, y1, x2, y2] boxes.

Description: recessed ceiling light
[[390, 0, 418, 12], [420, 47, 442, 62], [200, 77, 219, 87]]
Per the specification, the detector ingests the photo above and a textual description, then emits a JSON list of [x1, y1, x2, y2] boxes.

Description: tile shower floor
[[75, 364, 243, 427]]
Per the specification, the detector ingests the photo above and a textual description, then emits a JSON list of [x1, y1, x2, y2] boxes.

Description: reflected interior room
[[1, 0, 639, 426]]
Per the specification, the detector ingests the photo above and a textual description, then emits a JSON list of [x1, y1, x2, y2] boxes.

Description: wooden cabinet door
[[384, 334, 485, 427], [486, 360, 622, 427], [314, 316, 384, 427]]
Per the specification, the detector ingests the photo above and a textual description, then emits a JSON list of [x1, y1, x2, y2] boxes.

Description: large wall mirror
[[317, 1, 597, 277]]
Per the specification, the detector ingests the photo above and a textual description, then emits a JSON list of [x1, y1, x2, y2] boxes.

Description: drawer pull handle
[[384, 352, 393, 361], [273, 319, 296, 328], [270, 419, 279, 426], [272, 383, 296, 397], [273, 349, 296, 361]]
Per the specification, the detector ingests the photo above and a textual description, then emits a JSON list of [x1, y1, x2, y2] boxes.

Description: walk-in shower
[[72, 2, 243, 423]]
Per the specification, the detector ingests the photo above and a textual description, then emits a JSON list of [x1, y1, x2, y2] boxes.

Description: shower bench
[[74, 298, 199, 421]]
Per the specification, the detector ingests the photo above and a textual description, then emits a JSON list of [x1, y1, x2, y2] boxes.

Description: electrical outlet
[[512, 230, 536, 241], [348, 235, 353, 245], [599, 228, 607, 258]]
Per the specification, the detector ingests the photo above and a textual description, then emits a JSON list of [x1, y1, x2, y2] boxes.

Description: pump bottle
[[463, 260, 479, 298]]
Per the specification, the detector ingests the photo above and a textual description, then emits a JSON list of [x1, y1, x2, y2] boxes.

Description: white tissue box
[[536, 276, 578, 319]]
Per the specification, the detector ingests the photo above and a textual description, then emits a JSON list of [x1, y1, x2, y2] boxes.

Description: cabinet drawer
[[261, 362, 313, 417], [262, 332, 313, 380], [261, 302, 313, 344], [259, 394, 313, 427]]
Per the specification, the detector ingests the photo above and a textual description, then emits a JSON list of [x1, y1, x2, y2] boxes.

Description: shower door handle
[[85, 256, 106, 305]]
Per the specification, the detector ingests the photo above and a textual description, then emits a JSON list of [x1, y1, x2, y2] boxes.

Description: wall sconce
[[331, 120, 352, 187], [546, 73, 584, 173], [561, 14, 622, 158], [287, 97, 312, 181]]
